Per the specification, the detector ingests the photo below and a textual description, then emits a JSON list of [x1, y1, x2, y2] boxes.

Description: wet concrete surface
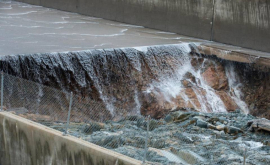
[[0, 1, 203, 55], [0, 1, 270, 60]]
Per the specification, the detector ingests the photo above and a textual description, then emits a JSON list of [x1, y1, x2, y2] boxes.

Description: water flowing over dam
[[1, 43, 268, 120]]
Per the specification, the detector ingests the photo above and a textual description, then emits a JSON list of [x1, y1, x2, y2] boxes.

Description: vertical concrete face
[[0, 112, 141, 165], [166, 0, 213, 39], [40, 0, 78, 13], [139, 0, 168, 31], [78, 0, 123, 22], [16, 0, 41, 6], [122, 0, 144, 25], [16, 0, 77, 12], [71, 0, 213, 40], [213, 0, 270, 52]]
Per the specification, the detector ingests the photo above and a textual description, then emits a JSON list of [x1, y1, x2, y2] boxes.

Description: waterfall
[[0, 43, 249, 119], [145, 46, 227, 114], [225, 64, 249, 114]]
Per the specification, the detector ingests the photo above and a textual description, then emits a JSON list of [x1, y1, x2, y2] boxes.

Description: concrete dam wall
[[0, 112, 141, 165], [15, 0, 270, 53]]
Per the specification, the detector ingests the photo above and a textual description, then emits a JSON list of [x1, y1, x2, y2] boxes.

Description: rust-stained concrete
[[0, 112, 142, 165]]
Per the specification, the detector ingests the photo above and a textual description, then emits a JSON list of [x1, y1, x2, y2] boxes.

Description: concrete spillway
[[0, 1, 270, 165], [0, 1, 202, 56]]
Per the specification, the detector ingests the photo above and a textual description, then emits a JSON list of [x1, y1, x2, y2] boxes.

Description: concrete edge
[[198, 45, 270, 68], [0, 111, 142, 165]]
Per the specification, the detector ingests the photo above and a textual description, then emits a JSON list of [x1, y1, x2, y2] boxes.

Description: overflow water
[[0, 43, 255, 119]]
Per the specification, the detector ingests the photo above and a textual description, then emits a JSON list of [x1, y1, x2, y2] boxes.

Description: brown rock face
[[139, 58, 242, 118], [140, 87, 203, 118], [202, 63, 228, 90], [216, 91, 238, 112]]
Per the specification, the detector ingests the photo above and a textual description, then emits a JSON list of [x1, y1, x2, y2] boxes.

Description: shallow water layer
[[0, 1, 204, 56]]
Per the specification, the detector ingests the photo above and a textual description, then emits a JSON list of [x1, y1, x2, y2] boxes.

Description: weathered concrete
[[14, 0, 270, 52], [213, 0, 270, 52], [0, 112, 142, 165], [41, 0, 77, 13], [198, 44, 270, 68]]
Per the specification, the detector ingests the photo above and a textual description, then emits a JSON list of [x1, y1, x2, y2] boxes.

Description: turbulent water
[[0, 43, 249, 119]]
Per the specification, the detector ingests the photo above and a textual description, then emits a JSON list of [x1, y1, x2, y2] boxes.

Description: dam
[[0, 0, 270, 165]]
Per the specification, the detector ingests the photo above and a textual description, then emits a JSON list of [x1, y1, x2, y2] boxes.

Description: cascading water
[[225, 63, 249, 114], [0, 43, 250, 119], [146, 55, 229, 113]]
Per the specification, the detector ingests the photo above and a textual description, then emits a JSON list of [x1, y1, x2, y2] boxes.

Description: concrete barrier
[[0, 112, 142, 165], [16, 0, 40, 6], [41, 0, 77, 13], [213, 0, 270, 53], [14, 0, 270, 53]]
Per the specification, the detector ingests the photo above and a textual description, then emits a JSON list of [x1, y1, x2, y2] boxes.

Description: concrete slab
[[0, 1, 270, 64]]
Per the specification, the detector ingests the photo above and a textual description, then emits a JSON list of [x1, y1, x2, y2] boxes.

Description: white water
[[133, 89, 141, 115], [47, 43, 248, 117], [234, 138, 263, 149], [95, 43, 248, 115], [225, 64, 249, 114], [149, 148, 189, 164], [160, 150, 188, 164], [36, 85, 43, 114], [145, 50, 228, 113]]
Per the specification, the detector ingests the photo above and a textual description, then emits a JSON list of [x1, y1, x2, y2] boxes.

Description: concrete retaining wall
[[0, 112, 141, 165], [15, 0, 270, 52], [213, 0, 270, 53]]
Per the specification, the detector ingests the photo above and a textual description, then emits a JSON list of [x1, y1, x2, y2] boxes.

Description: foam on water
[[133, 46, 149, 53]]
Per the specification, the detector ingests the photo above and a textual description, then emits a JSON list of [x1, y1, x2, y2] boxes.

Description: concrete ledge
[[0, 112, 142, 165], [198, 45, 270, 68]]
